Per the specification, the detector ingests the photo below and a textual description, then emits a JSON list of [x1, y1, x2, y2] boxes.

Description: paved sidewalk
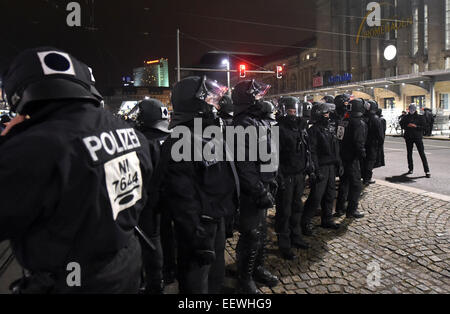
[[2, 182, 449, 294], [224, 182, 450, 294]]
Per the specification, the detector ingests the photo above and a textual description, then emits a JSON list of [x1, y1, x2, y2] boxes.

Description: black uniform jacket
[[0, 101, 153, 281], [400, 113, 425, 140], [163, 121, 239, 250]]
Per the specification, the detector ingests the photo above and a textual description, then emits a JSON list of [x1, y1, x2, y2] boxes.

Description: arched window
[[290, 74, 297, 92]]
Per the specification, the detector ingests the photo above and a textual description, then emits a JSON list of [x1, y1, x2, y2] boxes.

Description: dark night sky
[[0, 0, 315, 94]]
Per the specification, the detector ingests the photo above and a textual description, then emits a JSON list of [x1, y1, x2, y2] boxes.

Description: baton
[[134, 226, 156, 251]]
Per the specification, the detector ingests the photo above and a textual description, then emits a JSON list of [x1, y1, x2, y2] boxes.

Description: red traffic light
[[239, 64, 247, 78], [276, 65, 284, 79]]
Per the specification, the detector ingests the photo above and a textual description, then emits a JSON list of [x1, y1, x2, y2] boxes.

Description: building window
[[412, 7, 419, 55], [447, 0, 450, 50], [384, 98, 395, 109], [440, 94, 450, 109], [412, 63, 420, 74], [290, 74, 297, 91], [446, 57, 450, 70], [411, 95, 426, 110], [424, 4, 428, 54]]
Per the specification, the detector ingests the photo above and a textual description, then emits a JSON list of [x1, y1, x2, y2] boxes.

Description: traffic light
[[276, 65, 284, 79], [239, 64, 246, 78]]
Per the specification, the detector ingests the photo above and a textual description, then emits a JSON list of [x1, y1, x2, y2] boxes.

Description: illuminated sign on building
[[312, 76, 324, 88], [328, 73, 352, 84]]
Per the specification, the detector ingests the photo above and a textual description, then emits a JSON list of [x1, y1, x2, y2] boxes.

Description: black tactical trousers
[[405, 138, 430, 173], [160, 210, 176, 279], [175, 217, 225, 294], [139, 209, 164, 293], [275, 173, 305, 249], [303, 165, 336, 225], [362, 145, 377, 181], [339, 159, 362, 214], [140, 221, 164, 292]]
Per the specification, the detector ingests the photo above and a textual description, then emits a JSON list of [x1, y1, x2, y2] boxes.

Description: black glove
[[269, 180, 278, 196], [276, 174, 286, 191], [315, 170, 325, 182], [309, 172, 317, 183], [337, 165, 344, 177], [256, 189, 275, 209]]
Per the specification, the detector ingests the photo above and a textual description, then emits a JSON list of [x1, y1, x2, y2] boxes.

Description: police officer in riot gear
[[0, 47, 153, 293], [335, 99, 367, 218], [134, 98, 171, 294], [362, 100, 385, 185], [232, 79, 279, 294], [302, 103, 341, 235], [275, 96, 311, 260], [164, 76, 239, 294], [400, 104, 430, 178]]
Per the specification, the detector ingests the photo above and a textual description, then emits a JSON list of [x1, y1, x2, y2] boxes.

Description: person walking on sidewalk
[[400, 104, 431, 178]]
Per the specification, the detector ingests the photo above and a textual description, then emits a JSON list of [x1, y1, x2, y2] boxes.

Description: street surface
[[224, 183, 450, 294]]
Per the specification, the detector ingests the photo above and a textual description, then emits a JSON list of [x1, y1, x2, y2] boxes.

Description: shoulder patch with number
[[337, 125, 345, 140], [337, 121, 349, 141], [104, 151, 142, 220]]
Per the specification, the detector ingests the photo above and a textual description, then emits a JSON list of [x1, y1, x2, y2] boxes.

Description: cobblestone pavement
[[224, 183, 450, 294]]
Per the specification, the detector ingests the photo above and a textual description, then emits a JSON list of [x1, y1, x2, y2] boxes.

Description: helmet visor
[[196, 76, 228, 108], [249, 80, 271, 100]]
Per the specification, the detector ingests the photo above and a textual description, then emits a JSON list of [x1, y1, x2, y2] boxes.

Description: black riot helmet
[[169, 76, 228, 129], [279, 96, 302, 117], [135, 98, 171, 133], [311, 102, 331, 124], [368, 100, 379, 114], [321, 95, 335, 104], [334, 94, 351, 116], [218, 95, 234, 119], [260, 100, 277, 121], [1, 47, 102, 115], [232, 79, 271, 115], [348, 98, 366, 118]]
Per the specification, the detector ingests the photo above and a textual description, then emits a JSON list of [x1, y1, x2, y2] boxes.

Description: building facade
[[311, 0, 450, 118], [133, 58, 169, 88]]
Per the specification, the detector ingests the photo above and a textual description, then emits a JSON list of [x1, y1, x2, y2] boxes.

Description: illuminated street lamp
[[384, 45, 397, 61], [222, 58, 231, 94]]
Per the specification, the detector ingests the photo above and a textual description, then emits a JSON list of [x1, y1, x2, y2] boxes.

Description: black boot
[[302, 223, 313, 236], [254, 232, 279, 288], [346, 211, 365, 219], [334, 210, 345, 218], [292, 238, 310, 250], [145, 280, 165, 294], [279, 248, 297, 260], [236, 243, 260, 294], [321, 219, 340, 229], [254, 266, 279, 287]]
